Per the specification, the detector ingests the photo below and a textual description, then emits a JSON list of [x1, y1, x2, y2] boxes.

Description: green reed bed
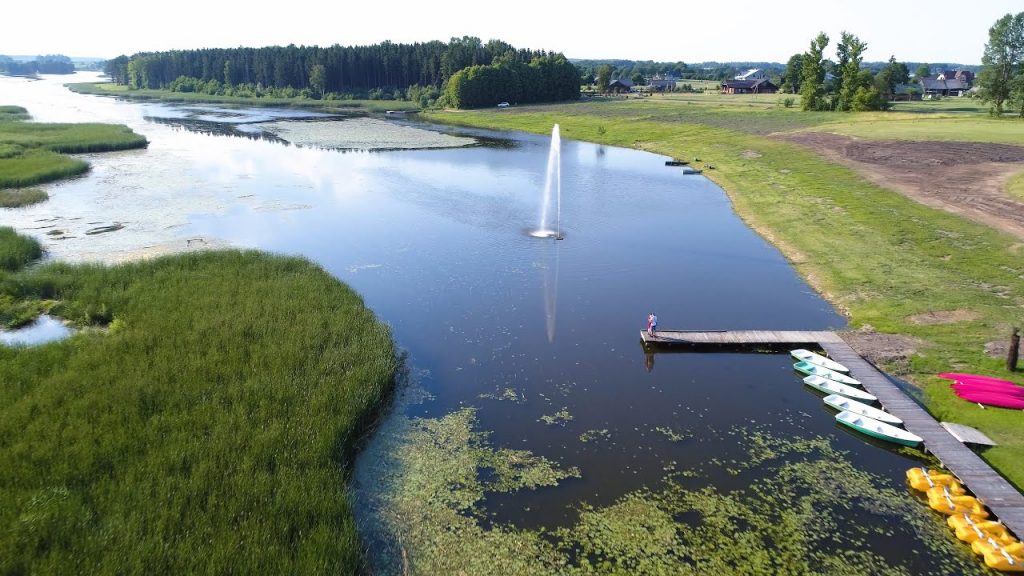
[[66, 83, 419, 113], [0, 231, 397, 575], [0, 107, 147, 190], [423, 106, 1024, 489], [0, 226, 42, 271], [0, 187, 48, 207]]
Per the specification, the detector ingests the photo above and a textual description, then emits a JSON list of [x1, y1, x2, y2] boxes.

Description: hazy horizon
[[5, 0, 1021, 66]]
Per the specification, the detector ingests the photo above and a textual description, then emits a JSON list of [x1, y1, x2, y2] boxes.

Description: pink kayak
[[938, 372, 1017, 386], [954, 389, 1024, 409], [951, 382, 1024, 397]]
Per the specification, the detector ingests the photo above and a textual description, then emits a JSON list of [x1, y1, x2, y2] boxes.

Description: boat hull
[[790, 348, 849, 373], [804, 376, 876, 402], [835, 410, 922, 447], [823, 393, 902, 425], [793, 361, 861, 386]]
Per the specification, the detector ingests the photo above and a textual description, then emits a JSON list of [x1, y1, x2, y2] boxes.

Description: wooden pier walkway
[[642, 329, 1024, 538]]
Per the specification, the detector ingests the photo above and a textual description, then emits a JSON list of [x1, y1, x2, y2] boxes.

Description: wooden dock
[[642, 329, 1024, 538]]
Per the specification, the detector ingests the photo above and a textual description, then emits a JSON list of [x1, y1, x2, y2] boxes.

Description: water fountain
[[530, 124, 563, 239]]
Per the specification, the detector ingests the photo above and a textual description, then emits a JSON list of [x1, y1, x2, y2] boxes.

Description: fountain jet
[[531, 124, 562, 239]]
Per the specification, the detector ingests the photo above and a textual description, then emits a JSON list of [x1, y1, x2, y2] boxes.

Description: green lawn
[[0, 228, 396, 574], [803, 114, 1024, 143], [423, 104, 1024, 491], [1008, 171, 1024, 201]]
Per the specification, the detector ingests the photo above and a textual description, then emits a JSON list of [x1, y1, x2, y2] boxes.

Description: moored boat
[[823, 393, 902, 424], [908, 467, 965, 493], [790, 348, 849, 373], [835, 410, 922, 447], [803, 376, 876, 402], [793, 361, 861, 386]]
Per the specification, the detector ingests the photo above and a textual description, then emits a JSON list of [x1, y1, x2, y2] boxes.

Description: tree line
[[778, 32, 908, 111], [444, 55, 579, 108], [103, 38, 580, 108], [0, 55, 75, 76]]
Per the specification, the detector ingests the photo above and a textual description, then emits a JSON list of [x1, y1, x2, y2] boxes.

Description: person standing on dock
[[651, 313, 658, 336], [647, 313, 654, 336]]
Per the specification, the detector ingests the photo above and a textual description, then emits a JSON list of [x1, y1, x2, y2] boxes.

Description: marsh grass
[[66, 82, 419, 113], [0, 110, 146, 188], [0, 149, 89, 188], [0, 231, 396, 574], [0, 105, 29, 120], [424, 105, 1024, 490], [0, 187, 48, 207], [0, 226, 42, 271]]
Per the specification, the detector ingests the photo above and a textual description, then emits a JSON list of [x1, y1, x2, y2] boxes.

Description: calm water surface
[[1, 73, 986, 574]]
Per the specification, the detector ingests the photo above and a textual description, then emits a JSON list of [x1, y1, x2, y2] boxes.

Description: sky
[[4, 0, 1021, 64]]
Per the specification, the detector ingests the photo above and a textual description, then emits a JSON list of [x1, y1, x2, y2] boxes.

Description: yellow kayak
[[927, 490, 988, 518], [983, 547, 1024, 572], [907, 467, 964, 493]]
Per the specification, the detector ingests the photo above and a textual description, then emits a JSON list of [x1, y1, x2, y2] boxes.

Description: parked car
[[497, 102, 510, 108]]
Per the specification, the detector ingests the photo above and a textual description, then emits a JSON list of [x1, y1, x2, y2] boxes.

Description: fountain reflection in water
[[530, 124, 562, 239]]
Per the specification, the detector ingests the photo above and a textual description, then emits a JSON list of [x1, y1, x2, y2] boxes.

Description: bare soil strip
[[776, 132, 1024, 241]]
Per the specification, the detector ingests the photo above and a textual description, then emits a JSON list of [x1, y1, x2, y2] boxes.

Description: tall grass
[[0, 226, 42, 271], [66, 83, 419, 113], [0, 120, 148, 153], [0, 148, 89, 188], [0, 109, 146, 189], [0, 236, 397, 574], [0, 105, 30, 120], [1007, 171, 1024, 201], [0, 187, 47, 207], [424, 106, 1024, 490]]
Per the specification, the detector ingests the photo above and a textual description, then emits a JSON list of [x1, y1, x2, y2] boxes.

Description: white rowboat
[[835, 410, 923, 447], [793, 361, 862, 386], [790, 348, 849, 373], [803, 375, 877, 402], [822, 393, 903, 425]]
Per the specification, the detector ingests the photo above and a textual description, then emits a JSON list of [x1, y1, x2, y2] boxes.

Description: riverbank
[[422, 103, 1024, 490], [66, 82, 419, 114], [0, 227, 396, 574]]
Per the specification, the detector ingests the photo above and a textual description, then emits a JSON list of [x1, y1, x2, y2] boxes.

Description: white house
[[734, 68, 767, 81]]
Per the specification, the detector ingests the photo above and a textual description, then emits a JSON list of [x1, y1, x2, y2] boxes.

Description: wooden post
[[1009, 327, 1020, 372]]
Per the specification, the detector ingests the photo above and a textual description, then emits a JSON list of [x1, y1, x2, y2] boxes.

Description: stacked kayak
[[938, 373, 1024, 410], [908, 467, 1024, 572]]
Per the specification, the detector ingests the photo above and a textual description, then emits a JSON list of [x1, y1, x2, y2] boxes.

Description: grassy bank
[[423, 103, 1024, 488], [0, 187, 48, 207], [1008, 171, 1024, 201], [67, 82, 419, 113], [0, 105, 147, 189], [0, 228, 396, 574]]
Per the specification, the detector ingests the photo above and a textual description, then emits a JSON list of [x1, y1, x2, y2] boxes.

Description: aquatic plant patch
[[355, 394, 987, 575]]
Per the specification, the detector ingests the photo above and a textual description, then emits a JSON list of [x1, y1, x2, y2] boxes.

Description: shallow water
[[0, 73, 992, 574], [0, 315, 72, 346]]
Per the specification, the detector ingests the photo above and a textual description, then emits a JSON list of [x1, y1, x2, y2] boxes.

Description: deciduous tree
[[978, 12, 1024, 114], [800, 32, 829, 111]]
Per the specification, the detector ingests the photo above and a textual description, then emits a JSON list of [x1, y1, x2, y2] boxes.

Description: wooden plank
[[638, 328, 1024, 536], [941, 423, 997, 447], [820, 338, 1024, 539]]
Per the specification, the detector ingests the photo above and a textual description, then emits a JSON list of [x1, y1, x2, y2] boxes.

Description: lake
[[1, 73, 989, 575]]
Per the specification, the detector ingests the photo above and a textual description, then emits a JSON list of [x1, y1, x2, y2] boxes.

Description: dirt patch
[[907, 310, 979, 325], [740, 149, 762, 159], [838, 328, 926, 374], [776, 132, 1024, 240]]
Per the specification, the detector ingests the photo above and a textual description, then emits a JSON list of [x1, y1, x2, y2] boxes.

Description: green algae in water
[[540, 407, 574, 426], [579, 429, 612, 443], [354, 392, 990, 576]]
